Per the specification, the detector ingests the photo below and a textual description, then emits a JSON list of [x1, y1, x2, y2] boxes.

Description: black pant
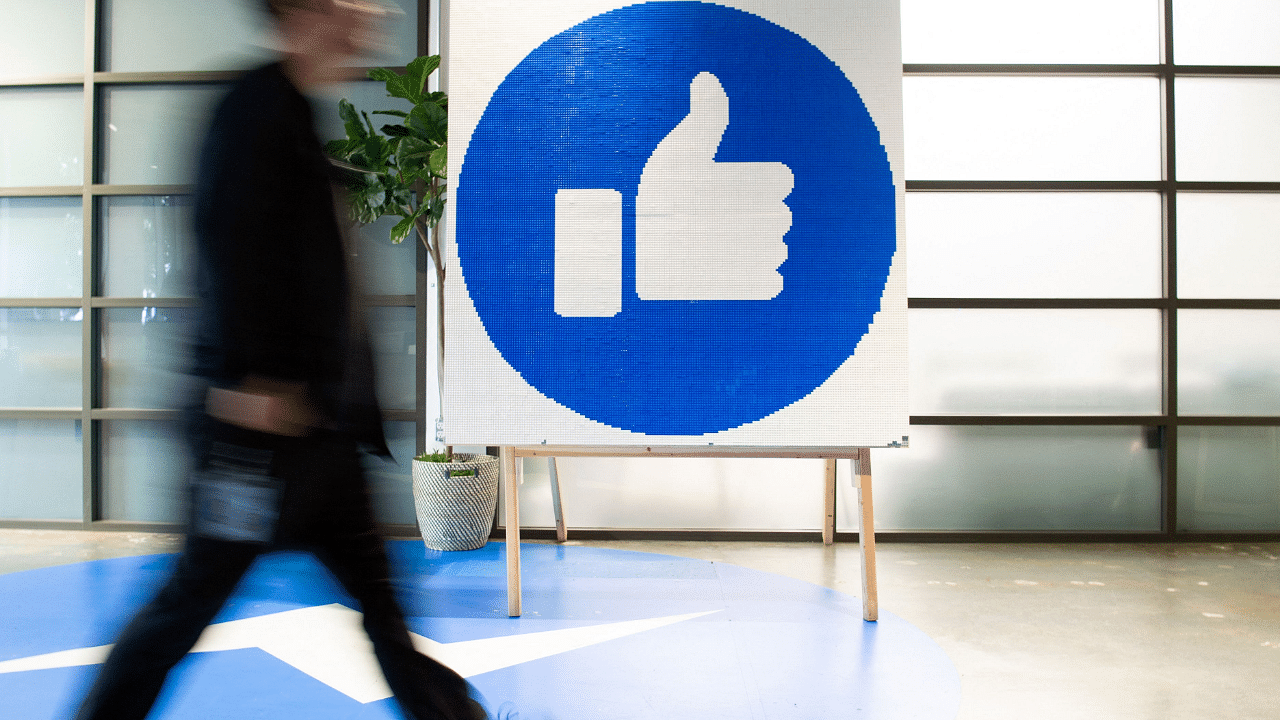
[[75, 423, 482, 720]]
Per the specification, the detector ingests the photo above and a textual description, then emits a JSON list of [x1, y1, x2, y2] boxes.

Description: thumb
[[655, 71, 729, 162]]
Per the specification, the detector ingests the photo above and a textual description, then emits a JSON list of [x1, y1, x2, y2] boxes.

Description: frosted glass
[[1178, 426, 1280, 532], [103, 0, 415, 71], [907, 192, 1162, 298], [0, 308, 82, 407], [844, 425, 1161, 532], [103, 0, 272, 72], [354, 215, 418, 296], [1177, 193, 1280, 299], [101, 85, 226, 185], [903, 77, 1161, 181], [377, 0, 420, 67], [901, 0, 1159, 64], [0, 420, 82, 520], [101, 196, 195, 298], [100, 421, 189, 523], [364, 421, 418, 526], [369, 306, 416, 411], [0, 198, 83, 297], [101, 308, 196, 409], [1179, 310, 1280, 415], [911, 309, 1162, 415], [0, 88, 84, 187], [504, 456, 827, 531], [0, 0, 84, 80], [101, 420, 417, 525], [1174, 0, 1280, 65], [1175, 78, 1280, 183]]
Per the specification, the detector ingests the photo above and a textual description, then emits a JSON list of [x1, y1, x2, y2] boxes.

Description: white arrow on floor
[[0, 604, 718, 703]]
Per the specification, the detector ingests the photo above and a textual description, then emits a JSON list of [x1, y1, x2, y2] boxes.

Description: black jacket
[[191, 62, 387, 453]]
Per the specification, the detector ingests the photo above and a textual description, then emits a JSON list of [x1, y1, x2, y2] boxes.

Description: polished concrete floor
[[1, 529, 1276, 720]]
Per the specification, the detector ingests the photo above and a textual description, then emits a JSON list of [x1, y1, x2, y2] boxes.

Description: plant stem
[[414, 217, 446, 443]]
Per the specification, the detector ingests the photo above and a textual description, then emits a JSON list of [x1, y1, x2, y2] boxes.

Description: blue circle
[[458, 1, 895, 435], [0, 543, 958, 720]]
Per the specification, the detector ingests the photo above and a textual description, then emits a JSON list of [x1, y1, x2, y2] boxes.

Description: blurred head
[[262, 0, 387, 86]]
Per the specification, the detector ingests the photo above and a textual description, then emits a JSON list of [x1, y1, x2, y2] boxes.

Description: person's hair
[[260, 0, 323, 20]]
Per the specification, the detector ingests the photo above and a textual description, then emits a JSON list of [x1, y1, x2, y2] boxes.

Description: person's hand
[[206, 376, 319, 436]]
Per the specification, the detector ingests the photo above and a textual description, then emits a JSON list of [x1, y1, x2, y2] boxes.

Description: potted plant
[[325, 55, 499, 551]]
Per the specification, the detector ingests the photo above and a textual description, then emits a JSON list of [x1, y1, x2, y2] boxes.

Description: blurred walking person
[[74, 2, 487, 718]]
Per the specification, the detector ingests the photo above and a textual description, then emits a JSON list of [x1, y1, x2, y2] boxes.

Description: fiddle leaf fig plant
[[325, 54, 447, 258], [325, 54, 452, 456]]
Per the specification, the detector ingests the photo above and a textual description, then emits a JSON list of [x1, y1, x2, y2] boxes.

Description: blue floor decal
[[0, 542, 959, 719]]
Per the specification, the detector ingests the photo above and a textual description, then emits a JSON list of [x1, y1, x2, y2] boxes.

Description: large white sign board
[[445, 0, 907, 447]]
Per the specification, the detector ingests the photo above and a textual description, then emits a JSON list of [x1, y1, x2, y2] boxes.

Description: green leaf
[[408, 102, 447, 145], [324, 138, 352, 157], [396, 137, 432, 163], [356, 135, 391, 170], [390, 215, 415, 244], [373, 109, 409, 118], [368, 67, 409, 102], [338, 99, 367, 141], [404, 55, 440, 101], [428, 146, 447, 178], [381, 124, 411, 138]]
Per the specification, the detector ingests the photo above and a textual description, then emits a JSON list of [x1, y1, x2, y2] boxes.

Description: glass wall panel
[[1175, 78, 1280, 183], [845, 425, 1162, 532], [0, 308, 82, 407], [100, 196, 195, 298], [103, 0, 418, 71], [101, 307, 196, 409], [1179, 310, 1280, 415], [903, 77, 1161, 181], [0, 88, 84, 187], [364, 421, 418, 526], [369, 305, 416, 411], [1178, 193, 1280, 299], [1173, 0, 1280, 66], [907, 192, 1162, 298], [910, 309, 1162, 415], [0, 0, 84, 80], [377, 0, 421, 67], [505, 456, 826, 531], [0, 420, 82, 520], [100, 420, 188, 523], [354, 215, 418, 296], [0, 197, 83, 297], [103, 0, 272, 72], [901, 0, 1158, 64], [100, 85, 226, 185], [1178, 426, 1280, 532]]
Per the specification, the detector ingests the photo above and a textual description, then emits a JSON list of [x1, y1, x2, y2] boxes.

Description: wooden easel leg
[[855, 449, 878, 622], [822, 457, 837, 545], [502, 447, 522, 617], [549, 457, 567, 543]]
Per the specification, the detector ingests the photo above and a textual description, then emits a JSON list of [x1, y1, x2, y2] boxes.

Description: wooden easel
[[499, 446, 879, 621]]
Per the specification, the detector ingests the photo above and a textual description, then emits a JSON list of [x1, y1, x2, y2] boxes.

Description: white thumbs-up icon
[[554, 72, 794, 317]]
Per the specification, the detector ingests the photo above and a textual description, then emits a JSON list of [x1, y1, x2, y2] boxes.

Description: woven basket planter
[[411, 453, 500, 551]]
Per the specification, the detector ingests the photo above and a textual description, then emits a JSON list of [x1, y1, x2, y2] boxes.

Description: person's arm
[[206, 376, 319, 436]]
